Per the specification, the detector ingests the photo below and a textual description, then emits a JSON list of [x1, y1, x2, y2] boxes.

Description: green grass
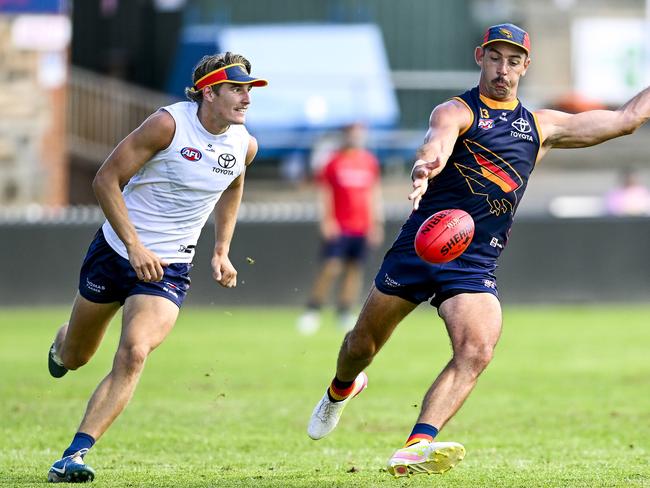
[[1, 305, 649, 487]]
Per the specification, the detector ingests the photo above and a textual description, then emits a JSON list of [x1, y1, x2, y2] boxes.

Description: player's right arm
[[319, 183, 339, 240], [92, 110, 175, 282], [409, 99, 472, 210], [315, 158, 339, 240]]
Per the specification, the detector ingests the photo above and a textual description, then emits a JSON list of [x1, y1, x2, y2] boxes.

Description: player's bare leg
[[337, 286, 417, 380], [49, 294, 121, 378], [310, 258, 343, 304], [336, 261, 363, 330], [308, 286, 416, 439], [48, 294, 178, 482], [297, 258, 343, 334], [418, 292, 502, 428], [77, 294, 179, 440], [387, 292, 501, 477]]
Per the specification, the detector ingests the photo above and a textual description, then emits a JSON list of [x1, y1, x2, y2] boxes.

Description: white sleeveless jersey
[[102, 101, 249, 263]]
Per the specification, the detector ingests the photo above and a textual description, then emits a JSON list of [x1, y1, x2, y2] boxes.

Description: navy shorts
[[321, 234, 368, 261], [374, 226, 498, 308], [78, 229, 192, 308]]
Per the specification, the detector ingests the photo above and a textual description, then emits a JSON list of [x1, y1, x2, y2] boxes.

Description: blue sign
[[218, 24, 399, 130], [0, 0, 66, 14]]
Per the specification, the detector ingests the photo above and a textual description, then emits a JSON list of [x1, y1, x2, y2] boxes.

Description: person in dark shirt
[[307, 23, 650, 477]]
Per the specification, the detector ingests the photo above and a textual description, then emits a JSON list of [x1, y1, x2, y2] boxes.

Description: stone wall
[[0, 16, 67, 206]]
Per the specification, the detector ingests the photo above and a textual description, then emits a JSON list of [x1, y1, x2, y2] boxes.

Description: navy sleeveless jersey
[[408, 86, 541, 263]]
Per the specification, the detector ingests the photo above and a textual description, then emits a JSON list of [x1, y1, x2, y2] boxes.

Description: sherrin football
[[414, 209, 475, 264]]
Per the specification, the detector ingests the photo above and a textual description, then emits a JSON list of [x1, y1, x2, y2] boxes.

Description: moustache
[[492, 77, 509, 86]]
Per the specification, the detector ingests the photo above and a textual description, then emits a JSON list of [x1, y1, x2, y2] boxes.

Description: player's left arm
[[536, 86, 650, 155], [210, 136, 257, 288]]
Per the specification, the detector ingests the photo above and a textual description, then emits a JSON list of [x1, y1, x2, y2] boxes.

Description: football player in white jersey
[[46, 52, 267, 483]]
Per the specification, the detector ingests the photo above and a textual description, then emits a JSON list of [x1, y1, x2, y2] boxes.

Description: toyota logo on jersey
[[218, 153, 236, 169], [180, 147, 203, 161], [511, 118, 531, 133]]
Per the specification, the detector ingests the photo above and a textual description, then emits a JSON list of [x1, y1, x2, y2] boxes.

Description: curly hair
[[185, 52, 252, 104]]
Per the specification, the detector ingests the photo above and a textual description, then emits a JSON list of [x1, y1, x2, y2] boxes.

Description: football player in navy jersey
[[308, 23, 650, 477], [46, 53, 267, 483]]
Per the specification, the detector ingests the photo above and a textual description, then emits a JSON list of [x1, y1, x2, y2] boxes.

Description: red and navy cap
[[194, 63, 268, 90], [481, 23, 530, 54]]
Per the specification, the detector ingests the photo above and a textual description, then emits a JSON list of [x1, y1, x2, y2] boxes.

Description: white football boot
[[387, 440, 465, 477], [307, 372, 368, 440]]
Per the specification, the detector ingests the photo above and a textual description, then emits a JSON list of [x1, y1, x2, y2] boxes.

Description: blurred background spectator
[[605, 168, 650, 216], [297, 123, 383, 334]]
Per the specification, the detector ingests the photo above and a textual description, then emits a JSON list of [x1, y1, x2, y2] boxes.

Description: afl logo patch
[[478, 118, 494, 130], [218, 153, 236, 169], [180, 147, 202, 161]]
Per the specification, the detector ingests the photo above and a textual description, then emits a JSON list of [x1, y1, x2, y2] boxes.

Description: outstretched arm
[[409, 99, 473, 209], [211, 136, 258, 288], [536, 86, 650, 157]]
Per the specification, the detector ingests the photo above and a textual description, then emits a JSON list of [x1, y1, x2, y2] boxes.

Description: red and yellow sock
[[327, 377, 355, 402], [404, 423, 439, 447]]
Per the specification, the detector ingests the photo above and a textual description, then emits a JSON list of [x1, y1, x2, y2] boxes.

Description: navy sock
[[62, 432, 95, 458], [405, 423, 439, 447]]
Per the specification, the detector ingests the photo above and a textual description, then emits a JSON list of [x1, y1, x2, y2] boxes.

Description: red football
[[414, 209, 475, 264]]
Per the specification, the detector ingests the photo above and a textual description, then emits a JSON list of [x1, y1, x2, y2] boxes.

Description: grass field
[[1, 305, 649, 487]]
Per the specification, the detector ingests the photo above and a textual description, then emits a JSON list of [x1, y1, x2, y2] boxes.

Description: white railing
[[67, 67, 177, 163], [0, 201, 412, 225]]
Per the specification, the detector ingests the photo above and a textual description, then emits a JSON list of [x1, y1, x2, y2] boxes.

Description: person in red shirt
[[297, 123, 384, 334]]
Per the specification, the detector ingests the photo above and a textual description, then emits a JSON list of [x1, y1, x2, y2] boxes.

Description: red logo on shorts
[[180, 147, 202, 161]]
